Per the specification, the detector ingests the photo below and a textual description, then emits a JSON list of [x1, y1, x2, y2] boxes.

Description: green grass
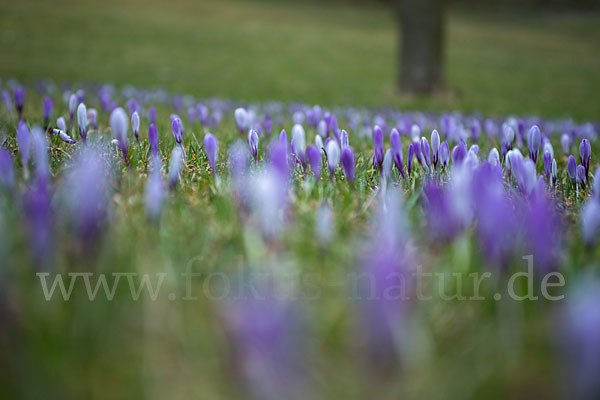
[[1, 0, 599, 119]]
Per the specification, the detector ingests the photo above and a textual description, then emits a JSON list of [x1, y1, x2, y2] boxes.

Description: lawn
[[0, 0, 599, 119]]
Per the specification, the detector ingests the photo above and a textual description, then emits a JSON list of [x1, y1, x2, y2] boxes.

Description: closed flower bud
[[306, 145, 322, 182], [326, 140, 340, 178], [341, 146, 355, 183], [248, 129, 259, 162], [131, 111, 140, 142], [77, 102, 88, 144], [203, 133, 219, 177]]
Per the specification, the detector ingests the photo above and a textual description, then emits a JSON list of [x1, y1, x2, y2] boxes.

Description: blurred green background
[[1, 0, 599, 119]]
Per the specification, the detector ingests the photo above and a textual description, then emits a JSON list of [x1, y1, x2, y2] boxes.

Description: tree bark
[[398, 0, 445, 94]]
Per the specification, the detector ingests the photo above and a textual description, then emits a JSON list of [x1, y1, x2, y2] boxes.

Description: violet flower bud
[[390, 128, 405, 179], [77, 102, 88, 144], [148, 106, 157, 125], [431, 129, 440, 169], [306, 145, 322, 181], [68, 93, 78, 127], [543, 151, 552, 184], [187, 106, 196, 123], [341, 146, 355, 183], [340, 129, 349, 149], [594, 167, 600, 200], [14, 88, 24, 118], [451, 140, 467, 166], [234, 107, 248, 134], [577, 164, 587, 191], [42, 96, 52, 126], [0, 149, 15, 190], [132, 111, 140, 143], [87, 108, 97, 129], [248, 129, 259, 162], [291, 124, 306, 170], [2, 90, 14, 115], [57, 117, 67, 133], [148, 123, 158, 156], [421, 136, 432, 171], [372, 125, 384, 175], [488, 147, 500, 167], [552, 158, 557, 188], [168, 145, 184, 190], [407, 143, 414, 177], [439, 141, 450, 169], [317, 120, 327, 138], [279, 129, 288, 152], [52, 128, 77, 144], [561, 133, 571, 155], [527, 125, 541, 163], [110, 107, 129, 166], [203, 133, 218, 178], [568, 155, 577, 190], [326, 140, 340, 178], [171, 117, 183, 145], [315, 134, 324, 152], [17, 120, 30, 167], [580, 138, 592, 181]]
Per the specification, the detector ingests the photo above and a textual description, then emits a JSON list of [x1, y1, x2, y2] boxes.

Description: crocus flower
[[269, 141, 289, 179], [390, 128, 405, 179], [577, 164, 587, 191], [172, 117, 183, 145], [77, 102, 88, 144], [168, 145, 184, 190], [2, 90, 13, 115], [187, 106, 196, 123], [88, 108, 98, 129], [148, 106, 157, 124], [568, 155, 577, 190], [305, 145, 322, 181], [291, 124, 306, 170], [451, 139, 467, 166], [431, 129, 440, 169], [317, 120, 327, 138], [372, 125, 384, 175], [527, 125, 541, 163], [109, 107, 129, 166], [439, 141, 450, 169], [234, 107, 249, 134], [145, 155, 165, 221], [203, 133, 218, 178], [52, 129, 77, 144], [14, 88, 24, 118], [421, 137, 432, 171], [68, 93, 78, 127], [314, 134, 324, 152], [341, 146, 355, 183], [0, 149, 14, 190], [543, 151, 552, 185], [132, 111, 140, 143], [248, 129, 259, 162], [17, 120, 30, 167], [488, 148, 500, 167], [279, 129, 288, 152], [580, 138, 591, 182], [340, 129, 349, 149], [594, 167, 600, 200], [57, 117, 67, 133], [406, 143, 414, 177], [24, 175, 52, 264], [42, 96, 52, 127], [561, 133, 571, 155], [326, 139, 340, 179]]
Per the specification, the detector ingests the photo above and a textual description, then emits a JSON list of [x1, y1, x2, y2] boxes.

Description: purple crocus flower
[[52, 128, 77, 144], [580, 138, 591, 182], [412, 139, 423, 166], [126, 98, 139, 114], [390, 128, 405, 179], [110, 107, 129, 166], [577, 164, 587, 191], [0, 149, 15, 190], [203, 133, 218, 178], [269, 142, 289, 180], [341, 146, 355, 183], [326, 139, 340, 179], [543, 151, 552, 185], [568, 155, 577, 190], [279, 129, 288, 152], [527, 125, 541, 163], [340, 129, 349, 149], [14, 88, 24, 118], [88, 108, 97, 129], [552, 158, 558, 188], [451, 139, 467, 166], [406, 143, 414, 177], [68, 93, 78, 127], [582, 199, 600, 245], [248, 129, 259, 163], [2, 90, 13, 115], [42, 96, 52, 127], [234, 107, 249, 134], [148, 106, 157, 125], [131, 111, 140, 143], [291, 124, 306, 171], [77, 102, 88, 144], [171, 117, 183, 145], [148, 123, 159, 156], [305, 145, 322, 181], [17, 120, 30, 167], [431, 129, 440, 169], [168, 145, 184, 190], [423, 183, 466, 241], [187, 106, 196, 123], [439, 141, 450, 169], [421, 137, 432, 171], [372, 125, 384, 175], [24, 176, 52, 264]]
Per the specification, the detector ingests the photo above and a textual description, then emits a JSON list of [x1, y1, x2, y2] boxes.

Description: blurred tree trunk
[[398, 0, 445, 94]]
